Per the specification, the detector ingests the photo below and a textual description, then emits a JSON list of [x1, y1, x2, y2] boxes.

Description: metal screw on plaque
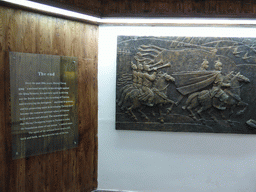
[[16, 152, 18, 156], [74, 141, 77, 145], [72, 61, 76, 64]]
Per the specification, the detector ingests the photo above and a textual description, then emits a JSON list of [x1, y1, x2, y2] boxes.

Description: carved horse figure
[[119, 72, 175, 121], [222, 72, 250, 117], [182, 72, 250, 121]]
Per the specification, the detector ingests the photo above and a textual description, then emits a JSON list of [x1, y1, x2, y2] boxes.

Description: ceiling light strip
[[2, 0, 256, 26], [1, 0, 101, 23], [101, 18, 256, 25]]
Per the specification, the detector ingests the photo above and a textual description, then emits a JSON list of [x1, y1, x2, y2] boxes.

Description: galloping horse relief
[[115, 36, 256, 134]]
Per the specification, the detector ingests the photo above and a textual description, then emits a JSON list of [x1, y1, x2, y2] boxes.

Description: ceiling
[[29, 0, 256, 18]]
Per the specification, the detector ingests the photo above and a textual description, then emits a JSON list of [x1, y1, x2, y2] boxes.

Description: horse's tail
[[117, 84, 134, 106], [119, 84, 133, 95], [120, 87, 141, 109], [124, 88, 139, 100]]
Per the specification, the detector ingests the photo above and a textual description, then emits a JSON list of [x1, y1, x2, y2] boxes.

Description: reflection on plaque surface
[[116, 36, 256, 134], [10, 52, 78, 159]]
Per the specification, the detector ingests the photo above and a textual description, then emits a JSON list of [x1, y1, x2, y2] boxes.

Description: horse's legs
[[126, 105, 138, 121], [185, 96, 200, 120], [226, 105, 236, 119], [187, 102, 199, 121], [197, 106, 208, 115], [197, 104, 213, 124], [187, 107, 197, 120], [167, 102, 175, 114], [236, 101, 248, 115], [157, 106, 165, 123], [197, 107, 205, 122], [176, 95, 184, 106], [166, 99, 175, 105], [207, 108, 219, 122], [138, 108, 149, 121]]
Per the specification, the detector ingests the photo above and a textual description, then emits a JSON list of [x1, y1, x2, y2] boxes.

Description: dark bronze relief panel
[[115, 36, 256, 134]]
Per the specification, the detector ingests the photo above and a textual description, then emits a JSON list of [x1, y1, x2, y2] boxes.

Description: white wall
[[98, 25, 256, 192]]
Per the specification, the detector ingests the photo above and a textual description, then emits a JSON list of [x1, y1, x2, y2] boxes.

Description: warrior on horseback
[[117, 54, 175, 121], [172, 57, 248, 121], [199, 59, 232, 111], [139, 64, 157, 106], [117, 61, 141, 107]]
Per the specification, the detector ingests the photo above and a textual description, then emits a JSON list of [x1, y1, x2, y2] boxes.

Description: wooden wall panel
[[0, 6, 98, 192]]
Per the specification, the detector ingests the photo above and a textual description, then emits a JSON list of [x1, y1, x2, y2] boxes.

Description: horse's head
[[163, 73, 175, 82], [227, 72, 250, 97], [154, 72, 175, 91], [232, 72, 250, 83]]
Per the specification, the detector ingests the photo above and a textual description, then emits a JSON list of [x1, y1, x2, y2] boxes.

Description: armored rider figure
[[199, 58, 209, 71], [210, 59, 231, 110], [139, 63, 157, 106]]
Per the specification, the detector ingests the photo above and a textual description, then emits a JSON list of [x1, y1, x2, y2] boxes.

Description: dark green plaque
[[116, 36, 256, 134], [10, 52, 78, 159]]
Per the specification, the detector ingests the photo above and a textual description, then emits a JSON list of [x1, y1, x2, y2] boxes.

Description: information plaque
[[10, 52, 78, 159]]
